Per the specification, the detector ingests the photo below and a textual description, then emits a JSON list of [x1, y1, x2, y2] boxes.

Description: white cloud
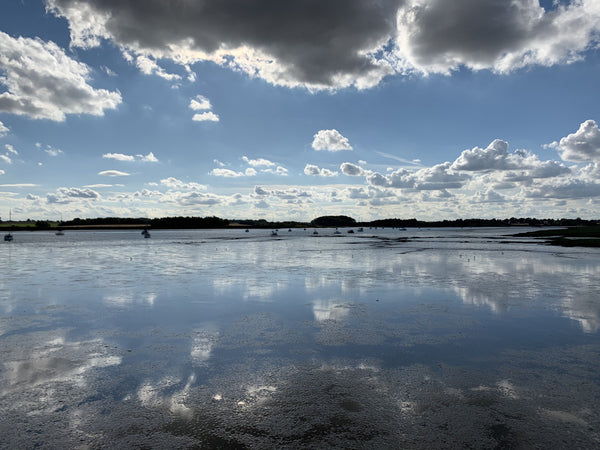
[[192, 112, 220, 122], [0, 31, 121, 121], [245, 168, 257, 176], [526, 179, 600, 200], [548, 120, 600, 162], [304, 164, 339, 177], [159, 177, 206, 191], [135, 54, 181, 81], [210, 168, 244, 177], [98, 170, 130, 177], [242, 156, 276, 167], [103, 152, 135, 162], [312, 129, 353, 151], [44, 146, 64, 157], [103, 152, 158, 162], [0, 169, 4, 175], [47, 186, 100, 203], [189, 95, 212, 111], [452, 140, 522, 171], [366, 162, 469, 191], [189, 94, 219, 122], [5, 144, 18, 155], [169, 191, 221, 206], [0, 154, 12, 164], [451, 139, 570, 182], [0, 121, 9, 137], [138, 152, 159, 162]]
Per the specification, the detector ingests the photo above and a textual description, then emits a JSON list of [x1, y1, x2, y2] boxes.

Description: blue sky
[[1, 0, 599, 221]]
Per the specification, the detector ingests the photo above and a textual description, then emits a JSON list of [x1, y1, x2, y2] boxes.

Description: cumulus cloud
[[395, 0, 600, 75], [451, 139, 570, 180], [46, 0, 600, 90], [304, 164, 338, 177], [189, 95, 212, 111], [262, 166, 288, 176], [340, 162, 365, 176], [242, 156, 275, 167], [548, 120, 600, 162], [170, 192, 221, 206], [0, 121, 8, 137], [210, 168, 244, 177], [254, 186, 269, 196], [312, 129, 353, 151], [366, 162, 469, 191], [189, 94, 219, 121], [192, 112, 220, 122], [526, 179, 600, 200], [46, 187, 100, 203], [0, 31, 121, 121], [98, 170, 130, 177], [159, 177, 206, 191], [452, 140, 524, 171], [138, 152, 158, 162], [46, 0, 400, 90]]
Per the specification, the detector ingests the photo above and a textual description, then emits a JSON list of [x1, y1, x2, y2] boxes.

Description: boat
[[245, 229, 249, 232], [141, 228, 151, 238], [347, 229, 354, 233], [312, 230, 318, 235], [271, 230, 278, 236], [55, 229, 64, 236], [4, 209, 14, 241], [334, 228, 341, 235], [357, 227, 364, 232]]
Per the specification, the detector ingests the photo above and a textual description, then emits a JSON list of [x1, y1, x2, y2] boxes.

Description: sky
[[0, 0, 599, 222]]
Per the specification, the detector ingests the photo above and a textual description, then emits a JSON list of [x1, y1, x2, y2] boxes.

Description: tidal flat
[[1, 227, 599, 448]]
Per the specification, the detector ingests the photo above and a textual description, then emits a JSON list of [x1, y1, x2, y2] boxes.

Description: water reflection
[[312, 299, 352, 322], [1, 229, 599, 447], [103, 291, 157, 307]]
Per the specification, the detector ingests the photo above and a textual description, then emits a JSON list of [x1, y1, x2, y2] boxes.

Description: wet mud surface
[[1, 228, 599, 448]]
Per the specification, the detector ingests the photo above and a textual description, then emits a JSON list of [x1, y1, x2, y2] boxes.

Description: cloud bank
[[45, 0, 600, 90]]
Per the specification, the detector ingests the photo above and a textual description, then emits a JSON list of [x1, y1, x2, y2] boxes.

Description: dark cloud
[[48, 0, 402, 89], [396, 0, 600, 73], [399, 0, 538, 66], [47, 0, 600, 88]]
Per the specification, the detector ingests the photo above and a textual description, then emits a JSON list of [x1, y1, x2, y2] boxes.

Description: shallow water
[[1, 227, 599, 448]]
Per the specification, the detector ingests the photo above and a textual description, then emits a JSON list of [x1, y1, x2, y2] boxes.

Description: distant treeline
[[1, 215, 598, 230], [60, 216, 229, 229], [365, 217, 598, 228]]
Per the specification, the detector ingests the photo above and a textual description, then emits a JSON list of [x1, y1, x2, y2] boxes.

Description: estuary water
[[1, 227, 599, 448]]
